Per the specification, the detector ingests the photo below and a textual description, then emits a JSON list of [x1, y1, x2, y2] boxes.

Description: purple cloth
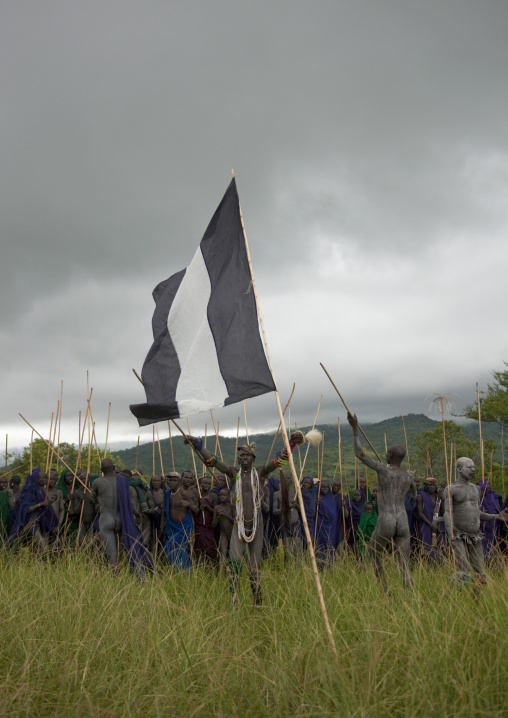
[[479, 480, 501, 557], [194, 496, 217, 561], [117, 475, 155, 576], [347, 497, 364, 549], [334, 493, 349, 546], [315, 487, 337, 567], [164, 488, 194, 569], [299, 480, 316, 543], [418, 490, 436, 550], [8, 469, 58, 545]]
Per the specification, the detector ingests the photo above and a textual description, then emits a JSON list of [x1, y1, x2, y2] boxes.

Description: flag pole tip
[[231, 168, 235, 177]]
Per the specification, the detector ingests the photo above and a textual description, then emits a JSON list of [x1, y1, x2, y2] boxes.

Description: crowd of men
[[1, 425, 507, 601]]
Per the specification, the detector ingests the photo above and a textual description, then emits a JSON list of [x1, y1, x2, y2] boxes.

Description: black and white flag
[[130, 179, 276, 426]]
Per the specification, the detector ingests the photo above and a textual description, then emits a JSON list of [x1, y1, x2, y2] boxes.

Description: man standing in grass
[[444, 457, 508, 584], [163, 472, 198, 569], [186, 431, 304, 604], [348, 412, 417, 596]]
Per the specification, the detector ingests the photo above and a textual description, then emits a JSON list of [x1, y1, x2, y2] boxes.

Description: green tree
[[461, 361, 508, 428], [12, 438, 123, 480], [413, 420, 496, 483]]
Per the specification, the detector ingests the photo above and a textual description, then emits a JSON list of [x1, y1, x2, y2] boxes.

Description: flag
[[130, 178, 276, 426]]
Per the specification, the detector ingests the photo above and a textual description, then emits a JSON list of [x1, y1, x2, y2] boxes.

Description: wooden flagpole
[[234, 172, 339, 664], [152, 427, 155, 475], [135, 435, 140, 472]]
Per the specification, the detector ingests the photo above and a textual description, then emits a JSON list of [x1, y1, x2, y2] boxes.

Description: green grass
[[1, 548, 507, 717]]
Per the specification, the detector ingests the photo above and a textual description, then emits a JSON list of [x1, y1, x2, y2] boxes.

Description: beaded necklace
[[235, 468, 262, 543]]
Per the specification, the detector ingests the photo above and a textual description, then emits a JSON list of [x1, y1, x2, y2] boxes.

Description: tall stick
[[298, 396, 323, 481], [103, 402, 112, 459], [156, 425, 164, 475], [57, 380, 63, 469], [501, 424, 505, 496], [30, 430, 33, 474], [384, 433, 388, 456], [152, 427, 155, 475], [477, 383, 485, 478], [266, 384, 296, 462], [243, 401, 249, 444], [236, 182, 339, 664], [45, 412, 54, 473], [401, 410, 410, 470], [234, 417, 240, 465], [135, 436, 140, 472], [0, 464, 24, 480], [4, 434, 7, 477], [210, 411, 224, 462], [320, 363, 382, 461], [167, 422, 175, 472], [18, 414, 89, 492]]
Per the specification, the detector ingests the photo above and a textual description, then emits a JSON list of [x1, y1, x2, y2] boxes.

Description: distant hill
[[114, 413, 504, 483]]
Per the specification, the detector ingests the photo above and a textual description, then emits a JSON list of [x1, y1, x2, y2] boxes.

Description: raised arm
[[347, 412, 382, 471], [259, 431, 305, 479], [185, 436, 236, 479]]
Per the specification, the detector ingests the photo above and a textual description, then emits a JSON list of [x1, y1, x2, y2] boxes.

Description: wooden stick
[[210, 410, 224, 462], [156, 425, 164, 475], [135, 436, 140, 472], [203, 423, 208, 475], [0, 464, 24, 479], [167, 422, 175, 472], [338, 418, 342, 482], [57, 380, 63, 469], [4, 434, 7, 476], [18, 414, 90, 492], [298, 396, 323, 482], [30, 430, 33, 474], [103, 402, 112, 459], [132, 368, 143, 385], [477, 383, 485, 478], [401, 410, 410, 470], [234, 417, 240, 465], [152, 427, 155, 475], [320, 363, 382, 461], [384, 433, 388, 456], [236, 186, 339, 665], [243, 401, 249, 444], [266, 383, 295, 462], [501, 424, 505, 497], [45, 412, 54, 473]]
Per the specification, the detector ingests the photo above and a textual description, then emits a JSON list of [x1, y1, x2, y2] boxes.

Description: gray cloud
[[2, 1, 507, 451]]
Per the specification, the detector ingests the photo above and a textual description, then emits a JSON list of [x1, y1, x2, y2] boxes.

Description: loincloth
[[453, 530, 484, 545]]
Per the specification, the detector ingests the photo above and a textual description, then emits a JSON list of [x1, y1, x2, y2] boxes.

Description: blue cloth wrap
[[164, 488, 194, 569], [117, 475, 155, 576]]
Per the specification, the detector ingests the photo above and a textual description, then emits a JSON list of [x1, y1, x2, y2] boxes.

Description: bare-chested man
[[348, 412, 416, 595], [91, 459, 123, 569], [273, 473, 302, 562], [70, 471, 97, 545], [444, 457, 508, 584], [194, 476, 218, 564], [186, 431, 304, 604], [148, 474, 166, 553], [163, 472, 198, 569], [46, 470, 65, 532]]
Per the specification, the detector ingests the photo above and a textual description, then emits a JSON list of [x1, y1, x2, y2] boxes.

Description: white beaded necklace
[[235, 468, 262, 543]]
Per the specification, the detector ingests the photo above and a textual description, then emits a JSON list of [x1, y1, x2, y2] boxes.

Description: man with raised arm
[[444, 457, 508, 584], [347, 412, 416, 596], [186, 430, 305, 604]]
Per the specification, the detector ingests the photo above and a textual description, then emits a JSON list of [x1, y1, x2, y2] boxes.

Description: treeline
[[5, 414, 506, 494]]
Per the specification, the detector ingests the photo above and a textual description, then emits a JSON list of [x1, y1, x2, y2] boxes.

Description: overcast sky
[[2, 1, 507, 453]]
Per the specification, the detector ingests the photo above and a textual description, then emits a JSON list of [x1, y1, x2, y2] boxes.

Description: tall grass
[[1, 547, 507, 717]]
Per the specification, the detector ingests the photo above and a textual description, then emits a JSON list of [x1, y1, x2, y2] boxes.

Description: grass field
[[1, 548, 507, 718]]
